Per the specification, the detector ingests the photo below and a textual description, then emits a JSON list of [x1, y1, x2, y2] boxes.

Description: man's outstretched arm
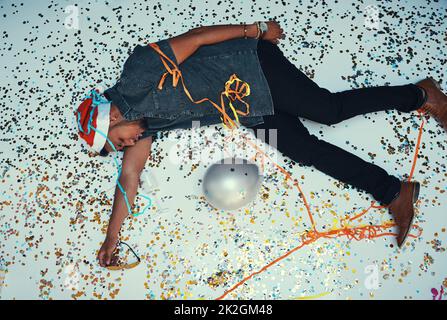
[[168, 23, 259, 65], [97, 136, 153, 267]]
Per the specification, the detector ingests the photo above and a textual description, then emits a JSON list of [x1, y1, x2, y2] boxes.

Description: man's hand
[[97, 236, 119, 267], [261, 20, 285, 44]]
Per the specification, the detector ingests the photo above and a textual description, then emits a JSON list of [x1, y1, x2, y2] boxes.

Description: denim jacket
[[104, 37, 275, 137]]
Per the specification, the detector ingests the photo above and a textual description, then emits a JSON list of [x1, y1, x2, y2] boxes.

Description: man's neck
[[111, 103, 146, 130]]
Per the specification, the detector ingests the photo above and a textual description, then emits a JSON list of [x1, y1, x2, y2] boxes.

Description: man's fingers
[[110, 254, 119, 266], [98, 251, 105, 267], [105, 253, 112, 266]]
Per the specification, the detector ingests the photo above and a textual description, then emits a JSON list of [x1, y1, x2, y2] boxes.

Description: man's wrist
[[246, 23, 259, 39], [105, 232, 119, 242]]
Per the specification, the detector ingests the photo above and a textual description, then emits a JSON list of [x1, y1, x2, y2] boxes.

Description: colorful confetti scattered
[[1, 0, 446, 300]]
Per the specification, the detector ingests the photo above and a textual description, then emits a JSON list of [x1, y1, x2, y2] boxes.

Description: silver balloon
[[202, 157, 263, 210]]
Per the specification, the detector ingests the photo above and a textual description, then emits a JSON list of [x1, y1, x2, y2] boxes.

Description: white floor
[[1, 0, 446, 300]]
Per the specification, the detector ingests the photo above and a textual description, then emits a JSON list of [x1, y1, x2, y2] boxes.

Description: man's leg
[[292, 84, 426, 125], [251, 110, 401, 205], [257, 40, 426, 124]]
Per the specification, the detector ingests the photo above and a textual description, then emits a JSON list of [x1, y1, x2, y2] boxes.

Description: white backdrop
[[0, 0, 446, 300]]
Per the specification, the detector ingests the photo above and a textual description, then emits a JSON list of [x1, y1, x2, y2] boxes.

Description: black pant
[[252, 40, 426, 205]]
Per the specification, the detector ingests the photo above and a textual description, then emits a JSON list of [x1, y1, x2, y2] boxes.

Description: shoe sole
[[399, 181, 420, 248], [429, 77, 442, 90], [428, 78, 447, 132], [429, 77, 447, 102], [412, 181, 420, 204]]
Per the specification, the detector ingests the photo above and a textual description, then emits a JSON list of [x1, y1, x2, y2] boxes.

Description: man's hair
[[99, 146, 109, 157]]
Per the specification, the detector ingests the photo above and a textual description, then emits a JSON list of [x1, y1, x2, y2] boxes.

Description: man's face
[[103, 121, 145, 153]]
